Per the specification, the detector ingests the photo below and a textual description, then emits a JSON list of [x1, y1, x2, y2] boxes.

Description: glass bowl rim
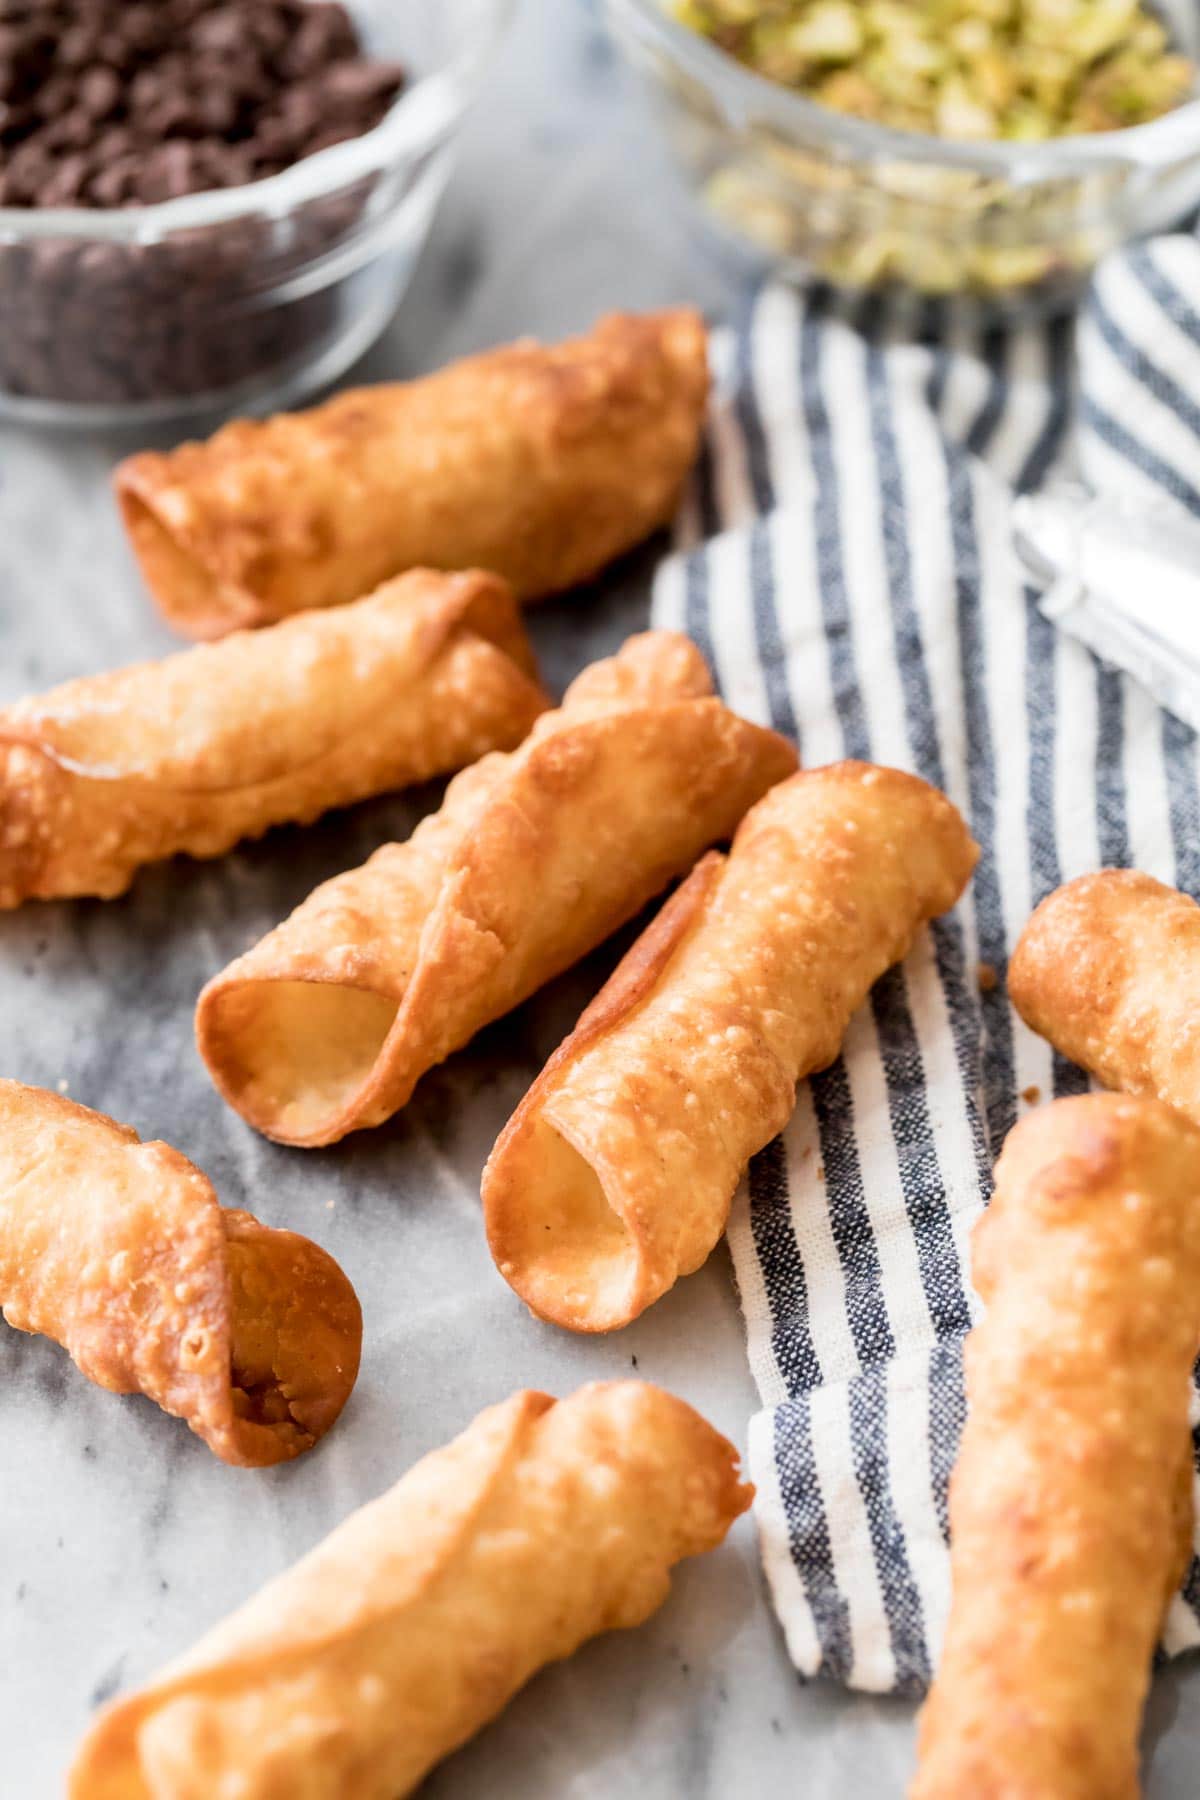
[[605, 0, 1200, 178], [0, 0, 515, 243]]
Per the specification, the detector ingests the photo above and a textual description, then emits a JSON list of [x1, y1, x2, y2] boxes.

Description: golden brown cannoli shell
[[484, 762, 978, 1331], [0, 1081, 361, 1467], [195, 630, 798, 1147], [0, 568, 547, 906], [911, 1094, 1200, 1799], [1010, 868, 1200, 1122], [115, 310, 709, 639], [70, 1380, 751, 1800]]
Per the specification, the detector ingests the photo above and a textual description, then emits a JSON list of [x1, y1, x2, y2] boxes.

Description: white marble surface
[[2, 3, 1199, 1795]]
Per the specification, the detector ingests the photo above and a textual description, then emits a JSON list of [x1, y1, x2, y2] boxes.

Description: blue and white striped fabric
[[1080, 234, 1200, 518], [651, 248, 1200, 1695]]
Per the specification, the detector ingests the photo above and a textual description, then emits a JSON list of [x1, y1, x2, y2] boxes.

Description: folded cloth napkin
[[650, 247, 1200, 1695]]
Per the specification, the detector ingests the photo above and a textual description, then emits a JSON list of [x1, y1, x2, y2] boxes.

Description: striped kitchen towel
[[651, 242, 1200, 1695]]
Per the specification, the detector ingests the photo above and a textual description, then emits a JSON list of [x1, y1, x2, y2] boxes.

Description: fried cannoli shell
[[484, 762, 978, 1331], [1010, 869, 1200, 1123], [0, 568, 547, 907], [70, 1380, 751, 1800], [116, 310, 709, 639], [195, 630, 797, 1148], [911, 1094, 1200, 1799], [0, 1081, 361, 1466]]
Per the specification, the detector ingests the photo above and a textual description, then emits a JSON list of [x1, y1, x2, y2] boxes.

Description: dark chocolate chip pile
[[0, 0, 406, 207], [0, 0, 409, 411]]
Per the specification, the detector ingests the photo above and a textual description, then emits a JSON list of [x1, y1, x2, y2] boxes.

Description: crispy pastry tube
[[116, 310, 709, 639], [484, 762, 978, 1331], [70, 1380, 752, 1800], [1010, 869, 1200, 1123], [195, 631, 797, 1148], [0, 569, 546, 906], [0, 1082, 361, 1467], [911, 1094, 1200, 1800]]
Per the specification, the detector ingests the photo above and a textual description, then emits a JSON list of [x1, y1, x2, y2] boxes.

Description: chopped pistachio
[[815, 65, 886, 117], [672, 0, 1194, 139], [948, 18, 995, 58], [936, 75, 998, 137], [791, 1, 865, 59]]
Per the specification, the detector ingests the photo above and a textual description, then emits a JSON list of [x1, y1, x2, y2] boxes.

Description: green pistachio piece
[[936, 75, 998, 137], [789, 1, 864, 60]]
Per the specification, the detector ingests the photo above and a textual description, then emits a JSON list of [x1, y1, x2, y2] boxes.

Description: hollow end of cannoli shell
[[196, 972, 401, 1149], [485, 1115, 652, 1333], [116, 475, 261, 641]]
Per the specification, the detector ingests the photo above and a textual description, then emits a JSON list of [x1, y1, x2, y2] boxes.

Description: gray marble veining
[[2, 2, 1198, 1796]]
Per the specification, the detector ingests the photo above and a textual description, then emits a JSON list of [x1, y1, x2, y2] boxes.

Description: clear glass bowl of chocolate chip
[[0, 0, 514, 425]]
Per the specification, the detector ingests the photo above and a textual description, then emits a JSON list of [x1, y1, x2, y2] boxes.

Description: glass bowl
[[604, 0, 1200, 316], [0, 0, 514, 427]]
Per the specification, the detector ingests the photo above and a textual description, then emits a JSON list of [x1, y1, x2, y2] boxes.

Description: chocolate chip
[[3, 135, 49, 198], [90, 121, 133, 160], [77, 63, 119, 119], [189, 7, 250, 55], [85, 149, 137, 206], [118, 5, 163, 53], [278, 3, 357, 79], [0, 97, 34, 141], [141, 94, 197, 138], [325, 60, 409, 109], [35, 108, 91, 151], [30, 70, 75, 119], [38, 146, 89, 201], [195, 87, 239, 135], [137, 139, 196, 202], [245, 5, 290, 58], [56, 25, 97, 67]]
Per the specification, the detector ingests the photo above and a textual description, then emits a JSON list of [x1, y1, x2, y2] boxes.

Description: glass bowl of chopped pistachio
[[605, 0, 1200, 311]]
